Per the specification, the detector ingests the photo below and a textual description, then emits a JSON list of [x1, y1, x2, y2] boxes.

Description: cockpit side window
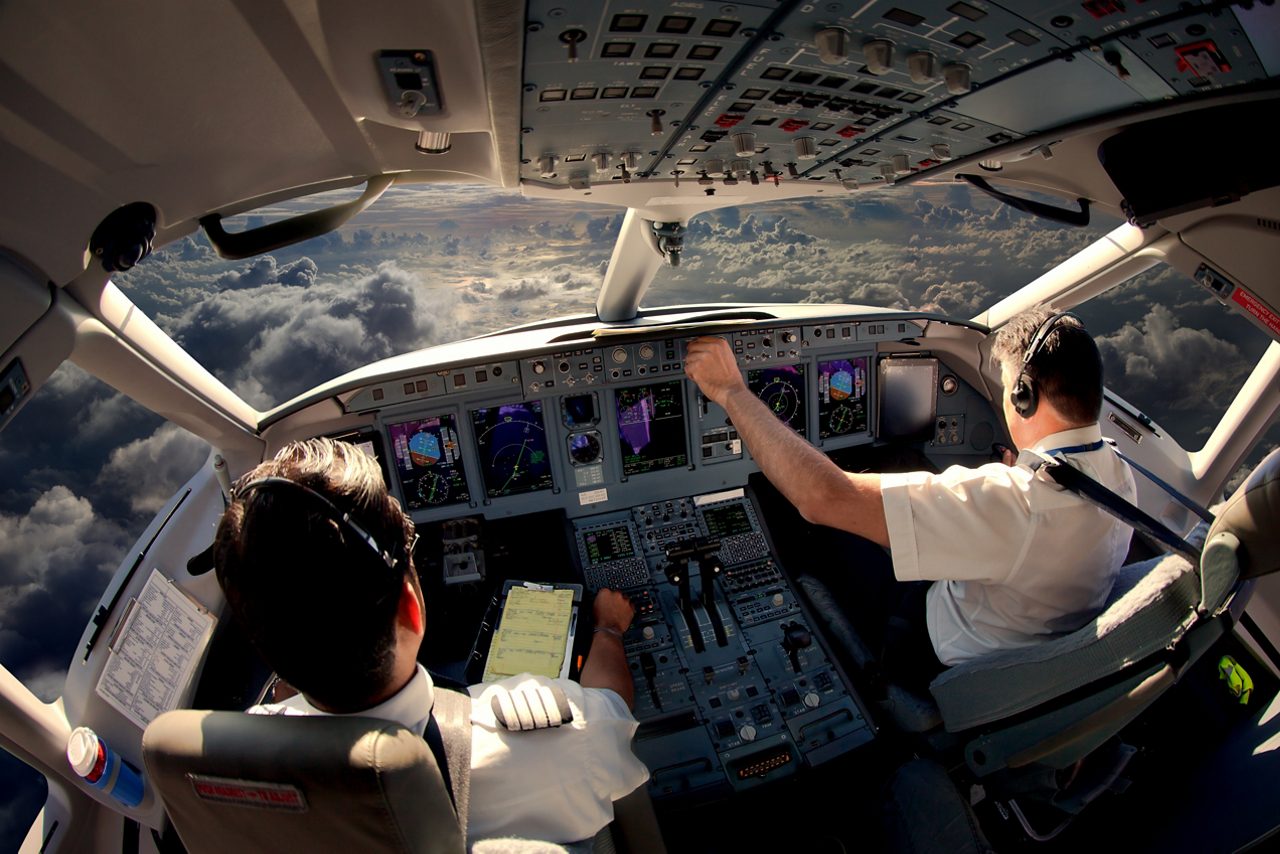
[[1073, 262, 1279, 461], [0, 362, 209, 839]]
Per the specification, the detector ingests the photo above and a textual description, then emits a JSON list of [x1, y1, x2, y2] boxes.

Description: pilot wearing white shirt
[[685, 309, 1134, 687], [215, 438, 648, 845]]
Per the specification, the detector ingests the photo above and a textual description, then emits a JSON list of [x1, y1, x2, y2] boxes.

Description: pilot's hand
[[994, 443, 1017, 466], [685, 336, 747, 406], [593, 588, 635, 634]]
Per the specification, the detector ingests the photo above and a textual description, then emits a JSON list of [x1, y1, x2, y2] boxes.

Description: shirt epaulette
[[489, 683, 575, 732]]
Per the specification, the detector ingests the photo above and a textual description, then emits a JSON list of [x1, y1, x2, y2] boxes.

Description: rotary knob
[[781, 331, 797, 344], [642, 626, 656, 640], [771, 593, 785, 607], [531, 360, 546, 375], [804, 691, 821, 709], [727, 687, 741, 701], [739, 724, 757, 742]]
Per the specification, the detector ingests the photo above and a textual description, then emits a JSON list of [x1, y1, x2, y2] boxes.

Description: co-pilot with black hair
[[685, 309, 1136, 692], [214, 438, 647, 845]]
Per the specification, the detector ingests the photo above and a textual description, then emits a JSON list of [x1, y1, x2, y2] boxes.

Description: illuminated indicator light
[[837, 125, 862, 138], [715, 114, 746, 128], [952, 122, 974, 131], [601, 42, 635, 58], [1082, 0, 1125, 19], [917, 158, 939, 168], [674, 66, 706, 80], [677, 157, 698, 165], [819, 138, 839, 146], [689, 143, 711, 152], [779, 119, 809, 132], [1176, 41, 1231, 76]]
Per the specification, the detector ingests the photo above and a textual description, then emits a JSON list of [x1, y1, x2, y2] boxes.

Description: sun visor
[[1098, 97, 1280, 227]]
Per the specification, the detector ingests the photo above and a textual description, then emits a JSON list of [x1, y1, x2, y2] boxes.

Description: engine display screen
[[747, 364, 806, 434], [584, 525, 635, 564], [702, 504, 753, 538], [470, 401, 555, 498], [879, 358, 939, 441], [387, 415, 471, 510], [817, 357, 870, 439], [616, 380, 688, 476]]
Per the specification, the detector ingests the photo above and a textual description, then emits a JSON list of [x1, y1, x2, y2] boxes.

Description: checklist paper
[[95, 569, 215, 730], [482, 585, 575, 682]]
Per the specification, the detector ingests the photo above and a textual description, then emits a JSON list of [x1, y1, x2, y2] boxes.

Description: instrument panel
[[352, 319, 995, 522]]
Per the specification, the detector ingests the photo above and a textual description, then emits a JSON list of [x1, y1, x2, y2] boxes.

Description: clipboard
[[479, 580, 582, 683]]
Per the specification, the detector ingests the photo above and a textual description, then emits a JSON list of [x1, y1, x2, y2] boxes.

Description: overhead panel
[[520, 1, 1275, 192]]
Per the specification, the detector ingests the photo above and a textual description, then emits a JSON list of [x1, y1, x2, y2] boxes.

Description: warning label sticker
[[1231, 287, 1280, 338]]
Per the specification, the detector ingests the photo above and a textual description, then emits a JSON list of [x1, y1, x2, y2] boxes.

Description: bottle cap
[[67, 727, 101, 778]]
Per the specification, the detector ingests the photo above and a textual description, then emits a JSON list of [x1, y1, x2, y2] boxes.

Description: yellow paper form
[[482, 585, 575, 682]]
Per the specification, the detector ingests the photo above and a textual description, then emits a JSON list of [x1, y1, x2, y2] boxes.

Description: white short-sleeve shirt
[[880, 424, 1136, 665], [250, 666, 649, 844]]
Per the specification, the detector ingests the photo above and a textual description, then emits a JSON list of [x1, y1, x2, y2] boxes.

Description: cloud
[[1095, 305, 1249, 421], [216, 256, 318, 290], [0, 486, 131, 680], [97, 424, 209, 515]]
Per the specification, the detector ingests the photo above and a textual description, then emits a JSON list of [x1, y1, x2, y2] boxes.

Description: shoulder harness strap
[[425, 688, 473, 834], [489, 683, 575, 732]]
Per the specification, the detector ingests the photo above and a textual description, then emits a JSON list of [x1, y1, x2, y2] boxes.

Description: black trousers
[[808, 528, 945, 694]]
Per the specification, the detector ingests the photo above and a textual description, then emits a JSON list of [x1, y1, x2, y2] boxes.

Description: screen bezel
[[815, 355, 872, 441], [614, 379, 690, 479], [385, 413, 474, 511], [746, 363, 808, 436]]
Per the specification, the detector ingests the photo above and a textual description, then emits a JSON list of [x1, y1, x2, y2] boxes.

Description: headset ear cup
[[1011, 376, 1037, 418]]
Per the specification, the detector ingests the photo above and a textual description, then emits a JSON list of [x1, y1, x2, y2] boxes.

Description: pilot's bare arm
[[685, 337, 889, 547], [580, 588, 636, 709]]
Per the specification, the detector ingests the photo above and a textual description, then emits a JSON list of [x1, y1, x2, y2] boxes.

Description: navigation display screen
[[387, 415, 471, 510], [879, 357, 939, 440], [584, 525, 634, 563], [616, 380, 688, 476], [470, 401, 555, 498], [747, 364, 806, 434], [702, 504, 753, 538], [817, 357, 870, 439]]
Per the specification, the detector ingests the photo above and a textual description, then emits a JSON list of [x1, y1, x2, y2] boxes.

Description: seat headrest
[[1207, 447, 1280, 579]]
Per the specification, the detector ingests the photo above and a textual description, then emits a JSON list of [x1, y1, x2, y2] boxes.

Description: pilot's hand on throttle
[[685, 337, 746, 405], [593, 588, 635, 634]]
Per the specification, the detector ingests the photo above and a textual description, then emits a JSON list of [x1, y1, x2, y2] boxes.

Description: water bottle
[[66, 726, 144, 807]]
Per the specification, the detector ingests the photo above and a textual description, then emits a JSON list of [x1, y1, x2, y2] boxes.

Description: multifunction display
[[817, 357, 870, 439], [748, 364, 806, 434], [387, 415, 471, 510], [702, 503, 753, 538], [470, 401, 555, 498], [616, 380, 689, 476], [584, 524, 635, 563]]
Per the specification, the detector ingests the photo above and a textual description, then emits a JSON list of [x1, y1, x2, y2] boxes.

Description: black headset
[[1009, 312, 1080, 419], [234, 477, 406, 590]]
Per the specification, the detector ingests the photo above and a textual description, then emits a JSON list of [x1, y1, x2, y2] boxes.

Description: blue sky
[[1, 183, 1275, 845]]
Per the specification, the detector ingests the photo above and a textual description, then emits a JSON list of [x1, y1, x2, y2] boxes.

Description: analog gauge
[[568, 431, 602, 465]]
